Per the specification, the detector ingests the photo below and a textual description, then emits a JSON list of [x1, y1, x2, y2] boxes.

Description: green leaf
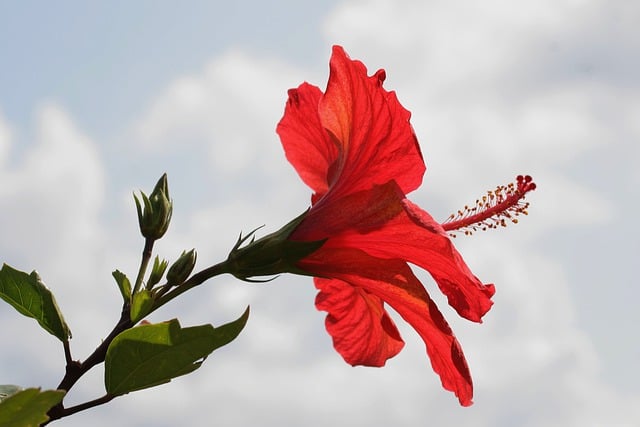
[[0, 388, 65, 427], [112, 270, 132, 303], [105, 306, 249, 396], [130, 289, 153, 323], [0, 264, 71, 341]]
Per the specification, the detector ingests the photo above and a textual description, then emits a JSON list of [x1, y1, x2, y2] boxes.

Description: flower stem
[[153, 260, 232, 312], [132, 238, 154, 295]]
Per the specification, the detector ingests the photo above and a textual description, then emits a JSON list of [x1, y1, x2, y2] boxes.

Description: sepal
[[166, 249, 197, 286], [147, 256, 169, 289], [226, 211, 325, 281], [134, 173, 173, 240]]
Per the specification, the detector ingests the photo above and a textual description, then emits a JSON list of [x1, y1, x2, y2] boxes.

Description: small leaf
[[130, 289, 154, 323], [0, 264, 71, 341], [0, 388, 65, 427], [105, 307, 249, 396], [0, 385, 22, 402], [112, 270, 132, 303]]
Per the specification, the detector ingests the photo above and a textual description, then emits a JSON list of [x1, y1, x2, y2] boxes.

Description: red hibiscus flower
[[227, 45, 535, 406]]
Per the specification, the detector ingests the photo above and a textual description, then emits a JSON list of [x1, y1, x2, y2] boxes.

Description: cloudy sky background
[[1, 1, 638, 426]]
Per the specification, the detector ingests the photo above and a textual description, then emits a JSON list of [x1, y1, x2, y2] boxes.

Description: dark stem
[[45, 304, 133, 424], [43, 394, 116, 425], [62, 340, 73, 366], [59, 305, 133, 391]]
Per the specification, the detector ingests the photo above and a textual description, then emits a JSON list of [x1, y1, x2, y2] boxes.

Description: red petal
[[318, 46, 425, 198], [277, 46, 424, 204], [304, 248, 474, 406], [276, 83, 337, 200], [293, 181, 495, 322], [292, 181, 405, 240], [396, 199, 496, 320], [315, 277, 404, 367], [348, 198, 495, 322]]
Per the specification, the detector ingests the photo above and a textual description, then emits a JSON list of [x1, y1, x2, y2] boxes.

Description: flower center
[[441, 175, 536, 237]]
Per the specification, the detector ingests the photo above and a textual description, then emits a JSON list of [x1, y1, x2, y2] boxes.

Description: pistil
[[442, 175, 536, 236]]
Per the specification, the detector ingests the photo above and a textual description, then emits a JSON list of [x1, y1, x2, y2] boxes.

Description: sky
[[0, 1, 638, 426]]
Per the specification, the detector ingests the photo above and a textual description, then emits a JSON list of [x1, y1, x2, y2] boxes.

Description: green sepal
[[0, 388, 65, 427], [0, 264, 71, 342], [134, 174, 173, 240], [105, 307, 249, 396], [166, 249, 197, 286], [147, 256, 169, 289], [226, 211, 325, 281]]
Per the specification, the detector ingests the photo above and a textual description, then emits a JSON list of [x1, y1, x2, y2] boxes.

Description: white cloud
[[0, 103, 111, 390], [132, 49, 318, 184], [530, 172, 613, 227], [324, 0, 606, 88], [0, 103, 104, 258]]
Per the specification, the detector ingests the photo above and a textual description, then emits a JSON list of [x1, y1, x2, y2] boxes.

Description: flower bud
[[134, 173, 173, 240], [166, 249, 197, 286], [147, 256, 169, 289], [226, 211, 325, 282]]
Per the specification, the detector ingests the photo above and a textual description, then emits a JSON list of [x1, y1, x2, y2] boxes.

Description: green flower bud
[[166, 249, 197, 286], [226, 211, 325, 282], [134, 173, 173, 240]]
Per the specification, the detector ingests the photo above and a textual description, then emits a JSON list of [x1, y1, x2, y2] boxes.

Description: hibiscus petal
[[347, 203, 496, 322], [292, 179, 405, 241], [397, 199, 496, 320], [276, 82, 338, 201], [277, 45, 424, 204], [315, 277, 404, 367], [319, 45, 425, 198], [293, 181, 495, 322], [303, 248, 474, 406]]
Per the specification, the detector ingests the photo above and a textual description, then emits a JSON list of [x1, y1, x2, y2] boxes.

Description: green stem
[[132, 238, 154, 295], [153, 260, 231, 312]]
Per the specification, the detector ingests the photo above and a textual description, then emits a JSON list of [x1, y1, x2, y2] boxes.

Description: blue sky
[[1, 1, 638, 426], [0, 1, 334, 135]]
